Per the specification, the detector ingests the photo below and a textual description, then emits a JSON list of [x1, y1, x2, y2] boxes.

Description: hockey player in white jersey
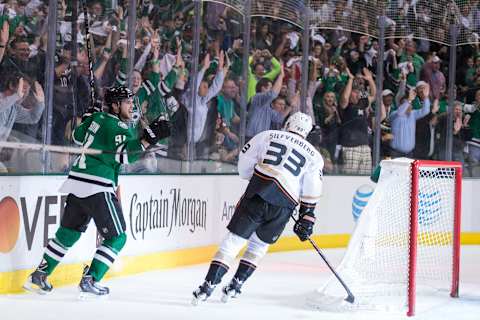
[[192, 112, 324, 304]]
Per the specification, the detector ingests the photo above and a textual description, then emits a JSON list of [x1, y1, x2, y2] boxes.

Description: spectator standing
[[183, 52, 227, 156], [390, 84, 431, 158], [435, 102, 467, 162], [216, 79, 240, 131], [420, 55, 446, 100], [463, 93, 480, 166], [245, 67, 290, 141], [338, 67, 376, 174], [247, 50, 281, 102], [399, 40, 425, 88], [0, 76, 45, 151]]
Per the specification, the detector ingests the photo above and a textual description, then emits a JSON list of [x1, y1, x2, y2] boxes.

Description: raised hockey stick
[[81, 0, 100, 110], [0, 141, 169, 157], [291, 215, 355, 304]]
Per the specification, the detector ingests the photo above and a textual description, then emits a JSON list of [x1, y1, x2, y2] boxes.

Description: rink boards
[[1, 175, 479, 294]]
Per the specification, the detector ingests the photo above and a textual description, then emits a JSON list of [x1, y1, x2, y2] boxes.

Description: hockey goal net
[[308, 159, 462, 316]]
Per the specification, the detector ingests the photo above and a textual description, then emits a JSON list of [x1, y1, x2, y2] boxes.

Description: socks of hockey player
[[205, 260, 230, 285], [40, 227, 81, 275], [221, 260, 257, 300], [193, 260, 230, 301], [88, 233, 126, 281], [231, 259, 256, 284]]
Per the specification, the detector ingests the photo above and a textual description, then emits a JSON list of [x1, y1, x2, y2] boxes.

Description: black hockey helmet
[[104, 85, 134, 107]]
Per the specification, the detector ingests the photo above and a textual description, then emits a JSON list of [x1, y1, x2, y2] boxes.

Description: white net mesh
[[310, 0, 380, 37], [308, 159, 458, 313], [251, 0, 307, 29], [205, 0, 246, 15], [308, 0, 479, 46]]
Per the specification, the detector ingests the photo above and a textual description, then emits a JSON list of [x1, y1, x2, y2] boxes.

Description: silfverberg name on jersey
[[269, 132, 316, 157], [128, 188, 207, 240]]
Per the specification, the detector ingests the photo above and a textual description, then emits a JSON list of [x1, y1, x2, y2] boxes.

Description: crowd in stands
[[1, 0, 480, 176]]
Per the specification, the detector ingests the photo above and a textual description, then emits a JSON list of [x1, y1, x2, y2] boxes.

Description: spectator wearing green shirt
[[399, 40, 425, 88], [464, 89, 480, 165], [465, 55, 480, 89], [247, 50, 281, 102], [216, 79, 240, 130]]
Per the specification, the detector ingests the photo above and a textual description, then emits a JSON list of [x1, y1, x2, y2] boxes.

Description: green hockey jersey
[[60, 112, 144, 198]]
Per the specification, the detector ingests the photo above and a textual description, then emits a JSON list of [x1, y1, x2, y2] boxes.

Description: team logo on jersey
[[241, 143, 251, 153], [118, 121, 128, 129]]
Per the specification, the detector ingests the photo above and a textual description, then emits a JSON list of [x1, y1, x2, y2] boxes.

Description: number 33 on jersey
[[238, 130, 324, 207]]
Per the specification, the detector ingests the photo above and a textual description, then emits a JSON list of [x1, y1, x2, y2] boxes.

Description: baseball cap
[[382, 89, 394, 97], [432, 56, 441, 63], [416, 81, 428, 88]]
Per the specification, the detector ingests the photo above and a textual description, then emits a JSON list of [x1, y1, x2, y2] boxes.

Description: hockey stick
[[291, 215, 355, 304], [0, 141, 101, 155], [0, 140, 169, 157], [81, 0, 99, 110]]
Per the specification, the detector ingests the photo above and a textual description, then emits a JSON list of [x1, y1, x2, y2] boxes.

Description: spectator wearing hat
[[420, 55, 446, 100], [411, 80, 430, 110]]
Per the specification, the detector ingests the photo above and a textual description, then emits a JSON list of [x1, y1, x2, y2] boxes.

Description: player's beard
[[118, 106, 133, 122]]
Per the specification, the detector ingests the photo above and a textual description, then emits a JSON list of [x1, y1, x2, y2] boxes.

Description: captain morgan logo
[[128, 188, 208, 240], [0, 197, 20, 253]]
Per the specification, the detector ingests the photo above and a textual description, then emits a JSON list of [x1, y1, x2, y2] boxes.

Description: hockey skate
[[23, 269, 53, 295], [78, 267, 109, 299], [191, 281, 216, 306], [221, 278, 243, 303]]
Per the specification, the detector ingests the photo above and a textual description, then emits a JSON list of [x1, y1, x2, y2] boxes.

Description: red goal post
[[408, 160, 462, 316]]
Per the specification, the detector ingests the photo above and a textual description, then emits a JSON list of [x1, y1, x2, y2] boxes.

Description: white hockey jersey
[[238, 130, 324, 206]]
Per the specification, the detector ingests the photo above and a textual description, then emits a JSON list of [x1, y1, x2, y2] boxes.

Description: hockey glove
[[82, 100, 103, 121], [143, 116, 171, 145], [293, 205, 316, 242], [151, 116, 171, 140]]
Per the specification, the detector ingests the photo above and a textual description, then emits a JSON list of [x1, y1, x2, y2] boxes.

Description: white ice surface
[[1, 246, 479, 320]]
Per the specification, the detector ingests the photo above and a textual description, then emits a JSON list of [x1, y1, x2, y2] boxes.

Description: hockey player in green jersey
[[24, 86, 170, 297]]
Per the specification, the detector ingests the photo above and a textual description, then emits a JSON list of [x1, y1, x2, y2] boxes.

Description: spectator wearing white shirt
[[183, 52, 227, 156]]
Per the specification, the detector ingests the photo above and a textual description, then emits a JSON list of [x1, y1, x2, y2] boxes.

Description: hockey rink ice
[[1, 246, 479, 320]]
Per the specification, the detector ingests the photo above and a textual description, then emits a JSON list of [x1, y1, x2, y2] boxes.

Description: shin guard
[[41, 227, 81, 275], [88, 233, 126, 281]]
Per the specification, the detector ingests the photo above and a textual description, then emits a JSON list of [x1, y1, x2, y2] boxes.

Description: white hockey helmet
[[283, 112, 313, 138]]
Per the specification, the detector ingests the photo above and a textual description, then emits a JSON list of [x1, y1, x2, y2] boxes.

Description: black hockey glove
[[143, 116, 171, 145], [151, 116, 171, 140], [293, 205, 316, 242], [82, 100, 103, 121]]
